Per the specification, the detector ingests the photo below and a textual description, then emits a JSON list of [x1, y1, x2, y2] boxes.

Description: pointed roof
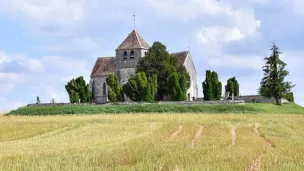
[[170, 51, 189, 65], [116, 30, 150, 50], [90, 57, 116, 77]]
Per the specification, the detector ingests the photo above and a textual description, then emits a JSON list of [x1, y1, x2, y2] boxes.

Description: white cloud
[[0, 51, 10, 64], [18, 58, 44, 72], [0, 0, 85, 35], [45, 86, 69, 102]]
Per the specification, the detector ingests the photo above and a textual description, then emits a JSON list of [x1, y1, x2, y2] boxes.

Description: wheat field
[[0, 114, 303, 170]]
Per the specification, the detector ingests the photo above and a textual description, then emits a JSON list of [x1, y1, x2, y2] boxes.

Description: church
[[90, 30, 198, 103]]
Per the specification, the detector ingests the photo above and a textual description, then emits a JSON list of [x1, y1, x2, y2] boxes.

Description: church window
[[130, 50, 135, 59], [103, 82, 106, 95], [123, 51, 127, 59]]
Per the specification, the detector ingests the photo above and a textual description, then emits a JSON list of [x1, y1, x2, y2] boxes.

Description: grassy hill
[[0, 114, 303, 170], [6, 103, 304, 116]]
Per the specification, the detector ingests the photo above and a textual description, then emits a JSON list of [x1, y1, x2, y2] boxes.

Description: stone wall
[[118, 68, 136, 86], [27, 100, 245, 107], [91, 76, 108, 104], [115, 49, 146, 70], [236, 95, 289, 104], [183, 53, 198, 100]]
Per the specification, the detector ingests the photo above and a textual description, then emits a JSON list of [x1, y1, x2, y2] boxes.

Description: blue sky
[[0, 0, 303, 111]]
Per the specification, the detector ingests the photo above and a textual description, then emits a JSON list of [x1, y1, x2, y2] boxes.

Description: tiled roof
[[170, 51, 189, 65], [90, 57, 116, 77], [116, 30, 150, 50]]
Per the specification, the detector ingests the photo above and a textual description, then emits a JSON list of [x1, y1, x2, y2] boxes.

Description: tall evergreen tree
[[203, 70, 213, 100], [211, 71, 220, 100], [259, 42, 295, 105]]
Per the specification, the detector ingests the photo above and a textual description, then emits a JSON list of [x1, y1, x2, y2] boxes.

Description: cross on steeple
[[133, 13, 136, 30]]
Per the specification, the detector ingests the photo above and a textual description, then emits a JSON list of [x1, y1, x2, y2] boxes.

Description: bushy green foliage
[[106, 74, 124, 102], [259, 42, 295, 105], [225, 77, 239, 96], [136, 42, 190, 100], [285, 92, 294, 102], [123, 72, 158, 102], [203, 70, 222, 100], [65, 76, 91, 103]]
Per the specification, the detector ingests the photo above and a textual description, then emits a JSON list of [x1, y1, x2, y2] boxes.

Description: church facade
[[90, 30, 198, 103]]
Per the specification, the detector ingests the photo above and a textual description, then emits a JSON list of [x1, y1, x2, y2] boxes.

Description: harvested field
[[0, 114, 303, 170]]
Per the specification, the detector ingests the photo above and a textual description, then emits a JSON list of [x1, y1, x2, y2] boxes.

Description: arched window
[[123, 51, 127, 59], [130, 50, 135, 59], [103, 82, 106, 95]]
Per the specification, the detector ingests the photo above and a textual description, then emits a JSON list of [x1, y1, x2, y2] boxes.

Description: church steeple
[[115, 30, 150, 51]]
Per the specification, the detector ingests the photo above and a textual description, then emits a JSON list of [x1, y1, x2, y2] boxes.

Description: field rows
[[0, 114, 303, 170]]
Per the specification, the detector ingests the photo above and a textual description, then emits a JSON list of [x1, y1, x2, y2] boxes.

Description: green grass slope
[[6, 103, 304, 116]]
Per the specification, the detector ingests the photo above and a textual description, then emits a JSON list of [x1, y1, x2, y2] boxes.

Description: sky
[[0, 0, 303, 111]]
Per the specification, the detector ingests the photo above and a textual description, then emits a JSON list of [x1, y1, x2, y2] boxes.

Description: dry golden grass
[[0, 113, 303, 170]]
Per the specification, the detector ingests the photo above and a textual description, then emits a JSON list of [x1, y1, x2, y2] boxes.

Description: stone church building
[[90, 30, 198, 103]]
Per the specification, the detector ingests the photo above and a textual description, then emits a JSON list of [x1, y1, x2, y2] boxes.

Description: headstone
[[225, 91, 229, 100], [36, 96, 40, 104]]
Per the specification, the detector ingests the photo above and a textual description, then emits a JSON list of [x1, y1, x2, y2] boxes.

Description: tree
[[136, 41, 190, 100], [65, 76, 91, 103], [123, 72, 158, 102], [106, 74, 124, 102], [285, 92, 294, 102], [259, 42, 295, 105], [203, 70, 213, 100], [203, 70, 222, 100], [225, 77, 239, 97]]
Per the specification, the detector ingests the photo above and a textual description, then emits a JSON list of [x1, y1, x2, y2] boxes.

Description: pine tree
[[259, 42, 295, 105]]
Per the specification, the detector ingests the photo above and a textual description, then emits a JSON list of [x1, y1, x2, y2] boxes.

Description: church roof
[[90, 57, 116, 77], [90, 51, 190, 78], [116, 30, 150, 50], [170, 51, 189, 65]]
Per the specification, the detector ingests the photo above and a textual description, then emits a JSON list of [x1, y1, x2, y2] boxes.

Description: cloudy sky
[[0, 0, 303, 111]]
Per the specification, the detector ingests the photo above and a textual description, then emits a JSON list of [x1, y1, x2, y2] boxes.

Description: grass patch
[[6, 103, 304, 116]]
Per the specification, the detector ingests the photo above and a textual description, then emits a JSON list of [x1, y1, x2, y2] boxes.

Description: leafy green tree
[[136, 41, 190, 100], [123, 72, 158, 102], [179, 74, 188, 101], [168, 72, 181, 101], [203, 70, 222, 100], [106, 74, 124, 102], [285, 92, 294, 102], [203, 70, 213, 100], [65, 76, 91, 103], [259, 42, 295, 105], [225, 77, 239, 97]]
